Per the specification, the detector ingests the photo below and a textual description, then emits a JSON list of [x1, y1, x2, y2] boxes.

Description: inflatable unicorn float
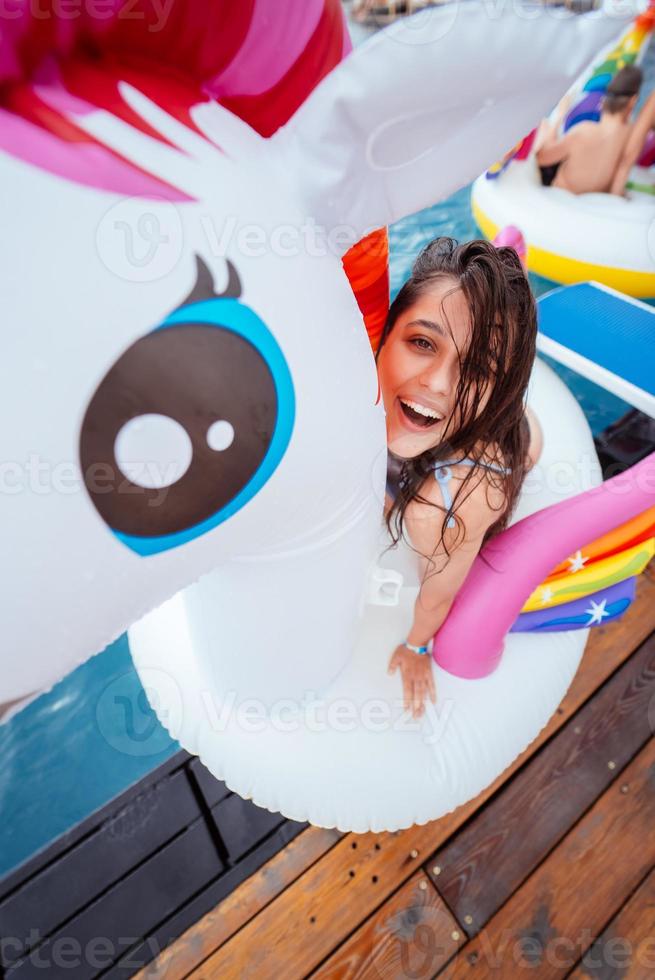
[[2, 0, 653, 831]]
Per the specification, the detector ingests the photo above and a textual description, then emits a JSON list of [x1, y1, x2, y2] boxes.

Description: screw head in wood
[[432, 865, 441, 876], [419, 880, 428, 891], [452, 930, 460, 942], [608, 760, 616, 770], [464, 914, 473, 925], [410, 849, 419, 859]]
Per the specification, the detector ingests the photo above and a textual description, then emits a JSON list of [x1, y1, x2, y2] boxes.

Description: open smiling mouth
[[398, 398, 443, 429]]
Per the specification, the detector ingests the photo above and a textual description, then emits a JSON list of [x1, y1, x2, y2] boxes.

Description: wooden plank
[[6, 819, 223, 980], [145, 572, 655, 980], [568, 867, 655, 979], [429, 632, 655, 936], [0, 769, 200, 967], [188, 827, 453, 979], [132, 825, 343, 980], [311, 872, 464, 980], [437, 737, 655, 979]]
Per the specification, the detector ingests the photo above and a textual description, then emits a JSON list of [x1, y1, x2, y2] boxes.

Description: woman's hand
[[388, 644, 436, 719]]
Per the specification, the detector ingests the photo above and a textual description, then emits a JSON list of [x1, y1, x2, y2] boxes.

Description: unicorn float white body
[[0, 1, 639, 829]]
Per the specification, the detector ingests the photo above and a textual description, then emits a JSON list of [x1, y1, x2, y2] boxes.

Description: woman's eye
[[410, 337, 435, 352]]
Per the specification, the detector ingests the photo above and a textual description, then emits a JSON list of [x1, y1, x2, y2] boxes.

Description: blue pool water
[[2, 39, 653, 883]]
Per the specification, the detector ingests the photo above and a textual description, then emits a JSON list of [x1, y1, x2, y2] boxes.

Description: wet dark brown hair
[[375, 236, 537, 572]]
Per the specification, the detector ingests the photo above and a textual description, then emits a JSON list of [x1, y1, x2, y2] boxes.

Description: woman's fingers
[[414, 666, 436, 717], [427, 667, 437, 704], [401, 671, 413, 714], [392, 653, 436, 717], [411, 677, 424, 718]]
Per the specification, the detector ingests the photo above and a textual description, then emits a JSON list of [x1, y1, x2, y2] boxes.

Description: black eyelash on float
[[181, 255, 243, 306]]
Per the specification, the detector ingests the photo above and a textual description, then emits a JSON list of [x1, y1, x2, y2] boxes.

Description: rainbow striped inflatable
[[513, 508, 655, 631]]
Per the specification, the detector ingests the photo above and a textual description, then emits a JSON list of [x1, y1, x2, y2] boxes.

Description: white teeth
[[400, 398, 442, 421]]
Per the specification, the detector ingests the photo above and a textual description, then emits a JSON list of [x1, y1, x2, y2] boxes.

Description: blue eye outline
[[114, 297, 295, 556]]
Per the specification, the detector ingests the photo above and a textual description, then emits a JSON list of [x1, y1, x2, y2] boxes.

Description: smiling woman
[[376, 237, 540, 717]]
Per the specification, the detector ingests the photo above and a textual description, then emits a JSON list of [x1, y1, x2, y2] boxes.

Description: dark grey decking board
[[0, 751, 303, 979], [5, 819, 221, 980], [211, 792, 287, 864], [0, 769, 200, 965]]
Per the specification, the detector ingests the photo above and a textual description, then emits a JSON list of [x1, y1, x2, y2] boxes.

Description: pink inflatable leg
[[433, 453, 655, 679]]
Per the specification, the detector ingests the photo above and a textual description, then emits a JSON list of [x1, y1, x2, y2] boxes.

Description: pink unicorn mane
[[0, 0, 350, 197]]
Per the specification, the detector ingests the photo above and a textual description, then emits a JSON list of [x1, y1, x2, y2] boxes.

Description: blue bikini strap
[[433, 458, 509, 529]]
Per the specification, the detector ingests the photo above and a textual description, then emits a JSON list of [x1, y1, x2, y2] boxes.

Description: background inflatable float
[[472, 2, 655, 299]]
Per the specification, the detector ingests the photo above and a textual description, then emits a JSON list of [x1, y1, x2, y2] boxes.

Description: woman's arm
[[406, 473, 499, 637], [387, 466, 504, 717]]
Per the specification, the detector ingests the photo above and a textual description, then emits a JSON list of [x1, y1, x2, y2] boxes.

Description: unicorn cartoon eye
[[79, 257, 295, 556]]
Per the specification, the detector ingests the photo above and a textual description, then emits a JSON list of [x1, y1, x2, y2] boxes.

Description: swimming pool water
[[1, 36, 652, 882]]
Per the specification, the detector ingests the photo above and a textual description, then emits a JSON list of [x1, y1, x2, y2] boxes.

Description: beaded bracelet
[[404, 641, 429, 656]]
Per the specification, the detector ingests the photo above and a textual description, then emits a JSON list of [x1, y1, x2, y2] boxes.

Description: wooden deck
[[137, 563, 655, 980]]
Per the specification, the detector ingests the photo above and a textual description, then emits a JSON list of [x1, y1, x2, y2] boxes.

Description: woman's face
[[376, 279, 473, 459]]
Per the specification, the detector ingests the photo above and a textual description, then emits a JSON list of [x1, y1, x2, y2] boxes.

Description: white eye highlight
[[114, 414, 193, 489], [206, 420, 235, 452]]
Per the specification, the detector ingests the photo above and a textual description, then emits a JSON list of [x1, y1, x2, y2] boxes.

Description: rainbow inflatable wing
[[512, 578, 636, 633], [511, 508, 655, 633], [435, 454, 655, 679]]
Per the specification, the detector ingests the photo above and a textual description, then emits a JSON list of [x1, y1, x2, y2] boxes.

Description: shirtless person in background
[[536, 66, 642, 194]]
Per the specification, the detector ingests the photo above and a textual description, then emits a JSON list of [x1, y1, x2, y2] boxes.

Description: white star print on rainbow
[[523, 538, 654, 612], [585, 599, 611, 626], [567, 550, 589, 573]]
